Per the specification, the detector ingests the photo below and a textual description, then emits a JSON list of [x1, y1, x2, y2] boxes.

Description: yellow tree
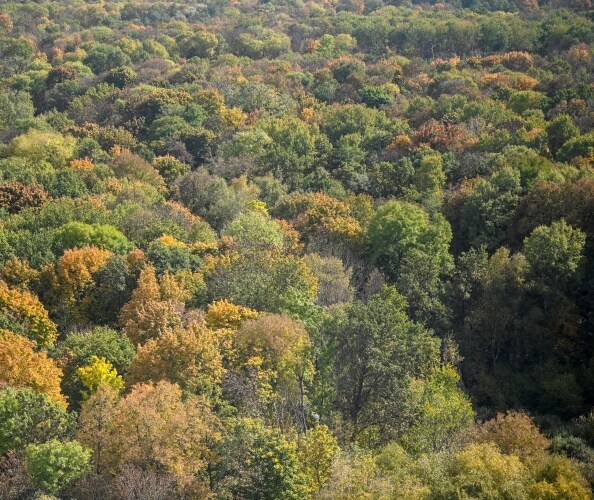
[[77, 356, 124, 400], [126, 323, 224, 399], [77, 384, 119, 475], [45, 246, 112, 327], [234, 315, 314, 431], [0, 280, 58, 348], [0, 330, 66, 407], [119, 265, 183, 346], [80, 381, 218, 480]]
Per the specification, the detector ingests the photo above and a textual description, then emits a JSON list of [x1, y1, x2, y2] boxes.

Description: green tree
[[326, 286, 440, 442], [367, 200, 452, 282], [215, 418, 307, 500], [557, 132, 594, 163], [401, 366, 475, 455], [52, 222, 133, 255], [0, 388, 74, 455], [358, 85, 393, 108], [546, 115, 579, 156], [83, 43, 131, 74], [222, 210, 285, 250], [523, 220, 586, 292], [25, 439, 91, 495]]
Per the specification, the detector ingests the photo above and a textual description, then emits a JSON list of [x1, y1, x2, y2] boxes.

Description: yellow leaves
[[0, 256, 39, 290], [0, 329, 66, 407], [0, 279, 57, 348], [206, 300, 259, 330], [119, 265, 183, 346], [220, 106, 247, 129], [57, 246, 111, 294], [481, 72, 539, 91], [78, 381, 218, 477], [389, 134, 413, 152], [157, 234, 187, 248], [77, 356, 124, 399], [471, 411, 549, 463], [298, 425, 340, 492], [69, 158, 94, 171], [127, 323, 225, 396]]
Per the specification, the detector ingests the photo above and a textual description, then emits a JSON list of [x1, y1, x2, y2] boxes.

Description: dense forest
[[0, 0, 593, 497]]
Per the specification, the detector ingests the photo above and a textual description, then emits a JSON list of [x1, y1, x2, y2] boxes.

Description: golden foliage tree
[[0, 330, 66, 407], [78, 381, 218, 479], [126, 323, 224, 398], [0, 280, 58, 348], [119, 265, 183, 346]]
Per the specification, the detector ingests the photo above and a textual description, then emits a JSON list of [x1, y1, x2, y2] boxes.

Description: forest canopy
[[0, 0, 593, 497]]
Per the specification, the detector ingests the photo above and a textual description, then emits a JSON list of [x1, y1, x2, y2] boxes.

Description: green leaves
[[524, 220, 586, 291], [367, 200, 452, 282], [25, 439, 91, 495]]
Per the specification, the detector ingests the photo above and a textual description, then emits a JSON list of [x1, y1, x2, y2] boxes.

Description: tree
[[25, 439, 91, 495], [472, 411, 549, 463], [79, 381, 218, 479], [83, 43, 131, 74], [222, 210, 286, 250], [303, 254, 354, 306], [0, 280, 58, 348], [437, 443, 529, 499], [0, 388, 74, 455], [179, 31, 218, 59], [0, 330, 66, 407], [52, 222, 132, 255], [557, 132, 594, 163], [43, 246, 112, 329], [76, 384, 118, 475], [326, 286, 440, 442], [401, 366, 475, 455], [523, 220, 585, 293], [258, 118, 332, 189], [298, 425, 339, 493], [77, 356, 124, 400], [458, 167, 522, 251], [214, 418, 307, 500], [546, 115, 579, 155], [367, 200, 452, 282], [358, 85, 393, 108], [205, 300, 259, 330], [233, 315, 314, 430], [173, 169, 259, 230], [146, 235, 201, 276], [126, 323, 224, 399], [119, 265, 183, 346], [205, 249, 318, 316], [9, 130, 75, 168], [153, 155, 190, 184], [0, 182, 49, 214]]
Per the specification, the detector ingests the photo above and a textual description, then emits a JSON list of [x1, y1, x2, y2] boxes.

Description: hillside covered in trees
[[0, 0, 593, 497]]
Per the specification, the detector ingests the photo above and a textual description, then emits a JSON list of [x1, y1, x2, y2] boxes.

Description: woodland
[[0, 0, 593, 497]]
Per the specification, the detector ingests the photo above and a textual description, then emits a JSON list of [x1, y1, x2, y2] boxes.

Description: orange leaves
[[0, 329, 66, 407], [78, 381, 218, 478]]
